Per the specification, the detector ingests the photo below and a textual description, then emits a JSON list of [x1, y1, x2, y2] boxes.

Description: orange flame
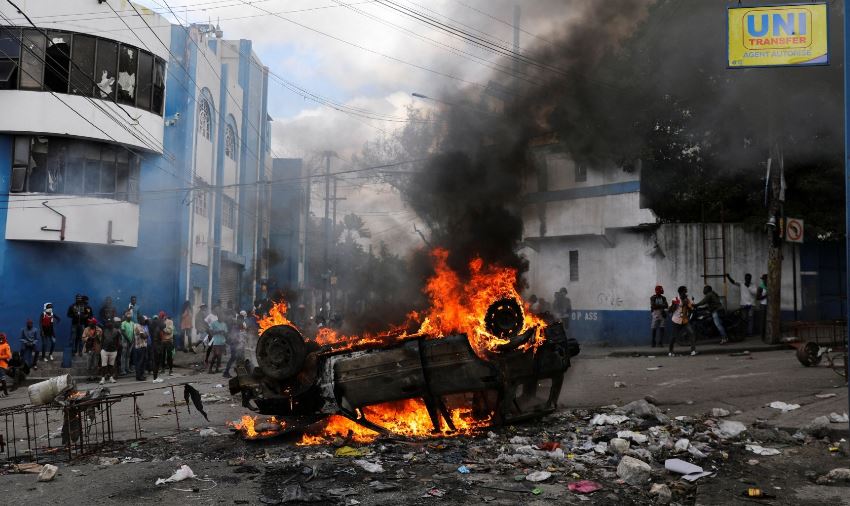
[[298, 398, 491, 445], [228, 415, 287, 439], [257, 300, 295, 335]]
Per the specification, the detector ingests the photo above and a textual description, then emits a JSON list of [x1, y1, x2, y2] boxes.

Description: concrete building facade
[[0, 1, 273, 351]]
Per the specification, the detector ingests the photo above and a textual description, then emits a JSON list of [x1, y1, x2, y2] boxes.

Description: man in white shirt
[[727, 273, 757, 337]]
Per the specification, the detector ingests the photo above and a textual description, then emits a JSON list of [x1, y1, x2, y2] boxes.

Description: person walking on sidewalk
[[99, 320, 120, 384], [669, 286, 697, 356], [695, 285, 728, 344], [207, 314, 227, 374], [179, 301, 193, 353], [727, 273, 757, 337], [0, 333, 12, 397], [20, 319, 39, 370], [223, 311, 248, 378], [650, 285, 668, 347]]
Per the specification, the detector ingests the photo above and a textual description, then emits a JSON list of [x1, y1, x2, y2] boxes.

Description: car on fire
[[229, 297, 580, 437]]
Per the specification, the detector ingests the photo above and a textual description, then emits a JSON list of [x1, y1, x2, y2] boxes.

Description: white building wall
[[5, 195, 139, 247]]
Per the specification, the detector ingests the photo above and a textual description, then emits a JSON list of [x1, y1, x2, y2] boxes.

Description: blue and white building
[[0, 1, 275, 349]]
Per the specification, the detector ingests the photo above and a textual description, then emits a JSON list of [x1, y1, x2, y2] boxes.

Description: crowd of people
[[649, 272, 768, 356], [0, 294, 261, 395]]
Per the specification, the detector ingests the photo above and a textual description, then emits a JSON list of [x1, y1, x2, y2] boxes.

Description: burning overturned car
[[229, 251, 580, 441]]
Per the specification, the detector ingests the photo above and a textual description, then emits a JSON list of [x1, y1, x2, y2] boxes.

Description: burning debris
[[230, 250, 579, 441]]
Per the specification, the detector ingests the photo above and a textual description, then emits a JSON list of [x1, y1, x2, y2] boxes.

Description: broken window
[[95, 38, 117, 100], [70, 34, 95, 96], [569, 250, 579, 282], [44, 31, 71, 93], [20, 29, 45, 90], [9, 136, 140, 201], [152, 57, 165, 115], [117, 45, 137, 105], [136, 50, 153, 111], [198, 99, 212, 140], [225, 124, 236, 160], [0, 27, 20, 90]]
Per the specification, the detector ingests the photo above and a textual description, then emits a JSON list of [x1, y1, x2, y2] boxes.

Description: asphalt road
[[561, 348, 849, 433]]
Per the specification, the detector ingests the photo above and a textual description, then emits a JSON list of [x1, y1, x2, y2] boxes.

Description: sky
[[135, 0, 574, 252]]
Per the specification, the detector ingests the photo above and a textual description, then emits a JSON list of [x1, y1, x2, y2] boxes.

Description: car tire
[[256, 324, 307, 380]]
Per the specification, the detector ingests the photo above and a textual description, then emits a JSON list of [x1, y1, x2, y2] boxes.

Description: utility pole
[[843, 0, 850, 430], [329, 176, 347, 316], [322, 151, 331, 317], [302, 162, 311, 290], [765, 146, 784, 344]]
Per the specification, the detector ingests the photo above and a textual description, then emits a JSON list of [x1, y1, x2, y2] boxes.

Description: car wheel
[[256, 324, 307, 380]]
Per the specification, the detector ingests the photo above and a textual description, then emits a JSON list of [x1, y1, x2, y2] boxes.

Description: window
[[222, 196, 235, 229], [20, 29, 45, 90], [575, 164, 587, 183], [224, 124, 236, 160], [198, 99, 211, 140], [194, 177, 208, 217], [44, 31, 71, 93], [136, 50, 153, 110], [0, 27, 20, 90], [152, 57, 165, 115], [117, 45, 137, 105], [0, 26, 164, 115], [9, 136, 140, 201], [95, 38, 117, 100], [70, 34, 95, 96], [569, 250, 579, 282]]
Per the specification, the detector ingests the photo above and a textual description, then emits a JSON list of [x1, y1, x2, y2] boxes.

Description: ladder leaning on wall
[[702, 206, 728, 307]]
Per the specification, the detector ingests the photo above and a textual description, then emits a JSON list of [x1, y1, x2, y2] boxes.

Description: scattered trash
[[457, 465, 470, 474], [525, 470, 552, 482], [424, 488, 445, 498], [37, 464, 58, 482], [819, 468, 850, 485], [353, 460, 384, 473], [617, 456, 651, 486], [609, 438, 630, 454], [665, 458, 713, 482], [530, 488, 542, 495], [199, 428, 221, 437], [184, 385, 209, 422], [710, 408, 730, 417], [537, 441, 560, 451], [741, 488, 776, 499], [803, 416, 832, 437], [617, 399, 668, 423], [768, 401, 800, 412], [568, 480, 603, 494], [614, 381, 627, 388], [616, 430, 648, 444], [12, 463, 43, 474], [152, 378, 164, 384], [828, 412, 849, 423], [646, 366, 661, 371], [98, 457, 120, 466], [649, 483, 672, 504], [674, 438, 690, 452], [156, 465, 196, 485], [745, 444, 781, 456], [279, 484, 321, 503], [589, 414, 630, 426], [815, 393, 838, 399], [370, 480, 399, 492], [214, 384, 224, 388], [714, 420, 747, 439], [335, 446, 370, 458]]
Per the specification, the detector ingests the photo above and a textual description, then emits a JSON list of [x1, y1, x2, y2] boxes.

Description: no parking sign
[[786, 217, 804, 243]]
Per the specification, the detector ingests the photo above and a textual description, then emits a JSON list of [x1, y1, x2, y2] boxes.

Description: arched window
[[198, 99, 211, 140], [225, 124, 236, 160]]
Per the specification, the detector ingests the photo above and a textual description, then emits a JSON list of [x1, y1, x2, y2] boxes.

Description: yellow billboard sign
[[728, 3, 829, 67]]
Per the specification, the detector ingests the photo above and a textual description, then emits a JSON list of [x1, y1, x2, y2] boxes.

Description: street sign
[[728, 3, 829, 68], [786, 217, 804, 243]]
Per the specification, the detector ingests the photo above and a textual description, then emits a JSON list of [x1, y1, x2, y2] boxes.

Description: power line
[[450, 0, 555, 48]]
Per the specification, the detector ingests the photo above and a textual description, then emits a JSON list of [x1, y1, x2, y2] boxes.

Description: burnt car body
[[230, 298, 580, 435]]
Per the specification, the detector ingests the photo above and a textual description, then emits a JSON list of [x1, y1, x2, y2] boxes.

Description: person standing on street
[[99, 320, 120, 384], [0, 333, 11, 397], [223, 311, 248, 378], [99, 296, 116, 324], [195, 304, 209, 353], [695, 285, 728, 344], [669, 286, 697, 356], [554, 287, 572, 331], [20, 319, 39, 370], [82, 318, 102, 379], [180, 301, 193, 353], [727, 273, 757, 337], [207, 314, 227, 374], [134, 316, 149, 381], [128, 295, 140, 323], [67, 294, 87, 357], [120, 312, 135, 376], [158, 311, 175, 376], [38, 303, 60, 362], [650, 285, 669, 347]]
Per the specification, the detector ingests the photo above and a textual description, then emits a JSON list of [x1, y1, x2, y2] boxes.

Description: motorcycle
[[689, 306, 745, 342]]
